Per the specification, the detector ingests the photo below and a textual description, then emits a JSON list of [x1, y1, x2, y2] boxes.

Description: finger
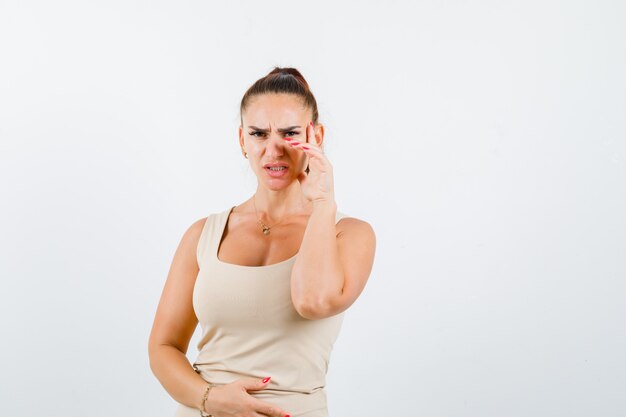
[[288, 141, 326, 163], [283, 138, 328, 172], [294, 132, 323, 152], [283, 138, 307, 152], [241, 376, 272, 391], [307, 120, 314, 144], [249, 397, 291, 417], [284, 138, 319, 153]]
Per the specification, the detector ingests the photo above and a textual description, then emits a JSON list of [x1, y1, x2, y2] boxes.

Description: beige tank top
[[187, 205, 348, 417]]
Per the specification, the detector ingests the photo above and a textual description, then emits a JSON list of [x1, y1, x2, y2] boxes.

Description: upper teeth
[[269, 167, 286, 171]]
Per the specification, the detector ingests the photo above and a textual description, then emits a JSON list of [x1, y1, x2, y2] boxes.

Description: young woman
[[148, 67, 376, 417]]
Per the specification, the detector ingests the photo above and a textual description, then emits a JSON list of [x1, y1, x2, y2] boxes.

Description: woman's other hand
[[204, 377, 290, 417]]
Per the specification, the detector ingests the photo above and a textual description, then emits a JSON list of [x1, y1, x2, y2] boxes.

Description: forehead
[[243, 93, 310, 125]]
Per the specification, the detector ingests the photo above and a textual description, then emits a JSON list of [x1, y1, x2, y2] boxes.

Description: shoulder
[[182, 208, 231, 242], [178, 212, 218, 250], [185, 215, 210, 237], [172, 217, 209, 260]]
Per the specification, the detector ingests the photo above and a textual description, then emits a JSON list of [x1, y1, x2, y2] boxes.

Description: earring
[[242, 149, 248, 159]]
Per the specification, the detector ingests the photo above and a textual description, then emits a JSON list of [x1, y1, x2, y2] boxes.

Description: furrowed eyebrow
[[248, 125, 301, 133]]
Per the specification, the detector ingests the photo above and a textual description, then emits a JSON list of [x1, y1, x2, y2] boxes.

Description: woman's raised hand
[[203, 376, 290, 417], [282, 121, 335, 206]]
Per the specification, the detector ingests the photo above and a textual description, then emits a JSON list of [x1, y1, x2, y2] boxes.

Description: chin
[[262, 177, 295, 190]]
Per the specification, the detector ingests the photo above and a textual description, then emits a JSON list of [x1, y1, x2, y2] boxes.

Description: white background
[[1, 1, 625, 416]]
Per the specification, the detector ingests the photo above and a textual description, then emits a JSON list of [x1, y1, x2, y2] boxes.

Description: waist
[[193, 364, 326, 394], [175, 390, 328, 417], [191, 364, 329, 417], [249, 389, 328, 417]]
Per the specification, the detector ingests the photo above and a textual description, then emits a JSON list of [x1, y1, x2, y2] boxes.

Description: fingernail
[[283, 137, 292, 141], [302, 146, 309, 150], [262, 376, 271, 383]]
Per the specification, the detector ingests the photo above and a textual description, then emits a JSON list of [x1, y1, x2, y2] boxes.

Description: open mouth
[[264, 165, 289, 177]]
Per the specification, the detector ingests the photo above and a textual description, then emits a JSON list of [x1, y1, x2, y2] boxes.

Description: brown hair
[[239, 67, 319, 126]]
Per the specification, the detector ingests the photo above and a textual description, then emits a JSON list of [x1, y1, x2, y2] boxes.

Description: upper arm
[[328, 218, 376, 315], [148, 217, 207, 356]]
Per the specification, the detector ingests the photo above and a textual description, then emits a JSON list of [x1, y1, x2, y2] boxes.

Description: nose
[[265, 132, 286, 157]]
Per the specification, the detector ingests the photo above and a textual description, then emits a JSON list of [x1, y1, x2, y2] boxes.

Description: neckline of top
[[214, 205, 299, 269]]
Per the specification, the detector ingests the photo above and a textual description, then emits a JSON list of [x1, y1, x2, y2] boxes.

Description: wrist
[[199, 383, 214, 416], [312, 199, 336, 211]]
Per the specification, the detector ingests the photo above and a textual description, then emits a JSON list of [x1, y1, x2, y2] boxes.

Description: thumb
[[242, 376, 272, 391]]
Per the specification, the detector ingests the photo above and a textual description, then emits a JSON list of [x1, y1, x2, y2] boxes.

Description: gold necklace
[[252, 194, 304, 236]]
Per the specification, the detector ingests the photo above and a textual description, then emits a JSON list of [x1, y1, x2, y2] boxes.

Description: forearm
[[291, 200, 344, 316], [149, 344, 209, 410]]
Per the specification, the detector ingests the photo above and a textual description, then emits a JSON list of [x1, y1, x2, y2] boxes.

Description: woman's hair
[[239, 67, 319, 126]]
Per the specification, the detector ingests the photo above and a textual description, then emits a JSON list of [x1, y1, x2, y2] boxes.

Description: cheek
[[247, 141, 264, 154]]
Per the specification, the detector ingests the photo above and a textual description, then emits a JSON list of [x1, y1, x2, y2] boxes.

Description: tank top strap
[[196, 206, 235, 270]]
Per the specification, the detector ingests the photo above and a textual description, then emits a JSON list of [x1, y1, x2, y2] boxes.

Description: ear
[[314, 123, 325, 148], [238, 125, 245, 149]]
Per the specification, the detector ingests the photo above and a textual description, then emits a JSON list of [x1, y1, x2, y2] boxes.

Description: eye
[[284, 131, 299, 137], [250, 131, 266, 138]]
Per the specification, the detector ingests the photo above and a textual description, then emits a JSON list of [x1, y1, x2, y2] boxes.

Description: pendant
[[262, 225, 270, 235]]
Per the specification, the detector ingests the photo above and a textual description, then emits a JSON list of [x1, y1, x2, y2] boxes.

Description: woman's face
[[239, 93, 322, 190]]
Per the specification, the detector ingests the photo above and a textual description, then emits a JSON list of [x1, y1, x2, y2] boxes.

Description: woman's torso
[[174, 205, 348, 417]]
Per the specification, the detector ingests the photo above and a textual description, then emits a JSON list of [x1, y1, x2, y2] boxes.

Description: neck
[[252, 182, 311, 222]]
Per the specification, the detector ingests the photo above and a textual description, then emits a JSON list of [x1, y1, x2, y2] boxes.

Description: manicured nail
[[262, 376, 271, 383], [302, 146, 309, 150], [283, 137, 292, 141]]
